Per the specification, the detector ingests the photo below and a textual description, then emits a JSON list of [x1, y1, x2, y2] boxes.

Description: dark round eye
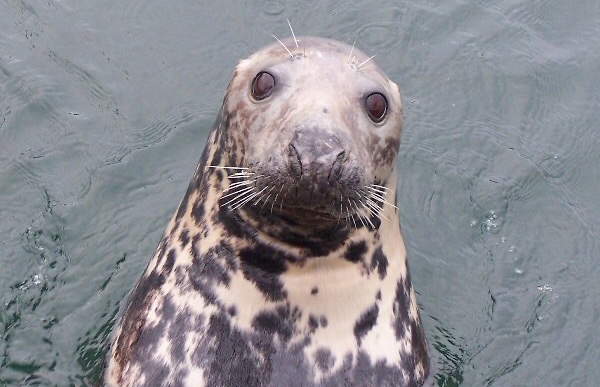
[[251, 71, 275, 100], [365, 93, 388, 123]]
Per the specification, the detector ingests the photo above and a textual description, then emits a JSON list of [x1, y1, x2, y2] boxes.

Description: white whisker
[[357, 54, 376, 69], [237, 185, 267, 208], [347, 199, 360, 228], [230, 186, 264, 210], [271, 185, 285, 215], [206, 165, 249, 170], [354, 199, 375, 229], [251, 186, 269, 206], [225, 179, 256, 192], [368, 192, 399, 210], [221, 189, 254, 208], [365, 196, 388, 219], [220, 185, 254, 201], [354, 200, 368, 228], [259, 185, 276, 212], [272, 34, 294, 59], [370, 184, 389, 191], [228, 173, 255, 179], [287, 19, 299, 49], [347, 39, 356, 62]]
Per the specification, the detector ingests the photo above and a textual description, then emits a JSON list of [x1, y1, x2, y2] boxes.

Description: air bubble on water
[[537, 284, 553, 292], [470, 220, 477, 227], [483, 210, 499, 231], [32, 274, 42, 285], [509, 246, 516, 253], [514, 268, 524, 275]]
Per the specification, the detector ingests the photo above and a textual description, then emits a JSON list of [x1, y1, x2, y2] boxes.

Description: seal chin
[[277, 205, 341, 227]]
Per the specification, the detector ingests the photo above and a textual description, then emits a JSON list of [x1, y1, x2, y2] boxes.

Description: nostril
[[329, 150, 346, 180], [288, 143, 302, 178]]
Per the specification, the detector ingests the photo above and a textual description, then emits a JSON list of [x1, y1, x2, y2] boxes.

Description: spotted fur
[[106, 37, 429, 387]]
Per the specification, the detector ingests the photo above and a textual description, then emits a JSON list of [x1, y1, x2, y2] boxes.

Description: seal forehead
[[237, 37, 401, 107]]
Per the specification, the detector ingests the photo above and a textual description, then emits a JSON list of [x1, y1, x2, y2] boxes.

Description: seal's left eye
[[365, 93, 388, 123], [251, 71, 275, 101]]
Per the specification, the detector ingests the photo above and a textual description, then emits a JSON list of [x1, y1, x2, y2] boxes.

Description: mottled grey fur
[[106, 37, 429, 387]]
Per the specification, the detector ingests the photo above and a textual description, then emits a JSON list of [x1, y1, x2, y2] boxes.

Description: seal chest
[[106, 36, 429, 387]]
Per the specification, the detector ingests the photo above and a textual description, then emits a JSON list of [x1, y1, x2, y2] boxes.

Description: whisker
[[206, 165, 249, 170], [240, 185, 268, 208], [221, 189, 254, 208], [287, 19, 299, 49], [280, 190, 289, 211], [220, 185, 254, 201], [347, 39, 356, 62], [357, 54, 376, 69], [259, 185, 276, 213], [365, 196, 388, 218], [251, 185, 270, 206], [348, 200, 367, 228], [355, 199, 375, 229], [368, 192, 399, 210], [271, 185, 285, 215], [343, 203, 351, 227], [228, 173, 255, 179], [370, 184, 389, 191], [367, 191, 386, 203], [272, 34, 294, 59], [348, 207, 357, 229], [227, 179, 255, 188], [225, 180, 256, 193], [230, 186, 265, 210]]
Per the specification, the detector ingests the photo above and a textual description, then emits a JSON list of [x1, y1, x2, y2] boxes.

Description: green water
[[1, 1, 599, 386]]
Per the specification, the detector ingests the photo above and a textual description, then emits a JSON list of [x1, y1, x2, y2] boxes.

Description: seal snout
[[287, 128, 346, 182]]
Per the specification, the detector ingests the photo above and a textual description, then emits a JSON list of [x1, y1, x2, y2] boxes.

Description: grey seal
[[106, 36, 429, 387]]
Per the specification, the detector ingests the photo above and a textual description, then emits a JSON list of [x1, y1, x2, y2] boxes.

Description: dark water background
[[1, 1, 599, 386]]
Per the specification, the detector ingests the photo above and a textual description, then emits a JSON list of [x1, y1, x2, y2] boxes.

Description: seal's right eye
[[251, 71, 275, 101], [365, 92, 388, 123]]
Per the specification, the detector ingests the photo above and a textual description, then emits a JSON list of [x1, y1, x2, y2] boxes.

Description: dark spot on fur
[[344, 240, 367, 263], [354, 304, 379, 345], [217, 241, 238, 272], [238, 243, 288, 301], [191, 200, 205, 224], [322, 108, 328, 114], [163, 248, 176, 273], [319, 316, 328, 328], [179, 229, 190, 249], [167, 300, 192, 362], [216, 207, 251, 239], [315, 348, 335, 372], [197, 312, 266, 386], [311, 287, 319, 295], [252, 304, 297, 342], [376, 290, 382, 300], [228, 306, 237, 316], [393, 277, 411, 340], [371, 246, 388, 279], [410, 316, 430, 381], [175, 188, 193, 222], [308, 314, 319, 331]]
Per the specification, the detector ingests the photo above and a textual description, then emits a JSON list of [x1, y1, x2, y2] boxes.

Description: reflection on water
[[1, 0, 599, 385]]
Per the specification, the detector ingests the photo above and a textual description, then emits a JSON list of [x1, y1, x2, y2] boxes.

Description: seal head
[[107, 37, 429, 387]]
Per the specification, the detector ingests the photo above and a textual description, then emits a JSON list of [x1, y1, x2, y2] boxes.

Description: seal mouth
[[213, 166, 393, 229]]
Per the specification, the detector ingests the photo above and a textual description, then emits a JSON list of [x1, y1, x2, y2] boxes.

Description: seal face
[[106, 36, 429, 387]]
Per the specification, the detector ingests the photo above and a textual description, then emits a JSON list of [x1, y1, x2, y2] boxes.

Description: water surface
[[1, 1, 599, 385]]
